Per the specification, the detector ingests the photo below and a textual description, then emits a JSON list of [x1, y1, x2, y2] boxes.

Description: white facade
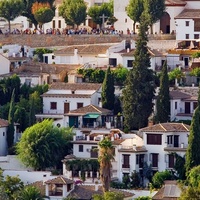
[[0, 54, 10, 75]]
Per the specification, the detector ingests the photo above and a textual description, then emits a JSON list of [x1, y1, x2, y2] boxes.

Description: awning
[[83, 114, 100, 119]]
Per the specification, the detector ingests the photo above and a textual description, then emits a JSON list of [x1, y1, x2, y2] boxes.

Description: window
[[167, 135, 173, 145], [52, 20, 55, 29], [91, 146, 98, 158], [52, 55, 55, 59], [25, 79, 31, 86], [109, 58, 117, 67], [3, 132, 5, 136], [72, 91, 75, 94], [58, 20, 61, 28], [185, 21, 189, 26], [185, 34, 189, 39], [150, 153, 159, 168], [194, 102, 198, 110], [50, 102, 57, 110], [79, 145, 83, 152], [125, 18, 127, 23], [127, 60, 133, 68], [168, 154, 175, 168], [77, 103, 83, 109], [122, 154, 130, 168], [29, 22, 33, 28], [147, 134, 162, 145], [175, 102, 177, 110], [194, 20, 200, 31], [194, 34, 199, 39], [136, 155, 139, 164]]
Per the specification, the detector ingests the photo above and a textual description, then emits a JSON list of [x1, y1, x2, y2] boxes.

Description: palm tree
[[98, 137, 115, 193], [16, 186, 49, 200]]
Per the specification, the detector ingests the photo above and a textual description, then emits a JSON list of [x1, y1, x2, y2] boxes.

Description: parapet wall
[[0, 34, 176, 48]]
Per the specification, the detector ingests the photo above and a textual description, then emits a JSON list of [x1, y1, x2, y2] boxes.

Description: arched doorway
[[160, 12, 170, 34]]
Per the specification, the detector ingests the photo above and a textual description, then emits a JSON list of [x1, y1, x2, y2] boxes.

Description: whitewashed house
[[139, 123, 189, 173], [44, 44, 111, 67], [36, 82, 103, 127], [169, 87, 198, 121], [0, 54, 10, 75], [0, 118, 19, 156]]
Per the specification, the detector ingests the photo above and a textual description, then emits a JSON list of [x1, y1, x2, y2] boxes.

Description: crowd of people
[[0, 27, 135, 36]]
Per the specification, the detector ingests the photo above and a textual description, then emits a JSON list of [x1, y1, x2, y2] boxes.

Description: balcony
[[164, 143, 188, 151]]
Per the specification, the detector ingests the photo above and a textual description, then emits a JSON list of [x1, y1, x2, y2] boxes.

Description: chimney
[[74, 48, 78, 55], [148, 121, 154, 127], [95, 183, 99, 191], [127, 48, 130, 53]]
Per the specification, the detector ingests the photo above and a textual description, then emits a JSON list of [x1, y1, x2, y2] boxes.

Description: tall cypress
[[7, 89, 15, 149], [185, 86, 200, 174], [155, 61, 170, 123], [102, 67, 115, 111], [122, 12, 155, 130]]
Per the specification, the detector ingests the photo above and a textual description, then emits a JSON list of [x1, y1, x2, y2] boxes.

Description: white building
[[0, 118, 19, 156], [36, 82, 103, 127]]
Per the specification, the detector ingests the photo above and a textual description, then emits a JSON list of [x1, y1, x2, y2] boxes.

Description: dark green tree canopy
[[185, 86, 200, 174], [59, 0, 87, 27], [101, 67, 115, 111], [122, 12, 155, 130], [0, 0, 24, 33], [155, 61, 170, 123], [34, 7, 54, 27], [16, 119, 74, 170]]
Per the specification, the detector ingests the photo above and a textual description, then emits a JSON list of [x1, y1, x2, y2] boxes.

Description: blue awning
[[83, 114, 100, 119]]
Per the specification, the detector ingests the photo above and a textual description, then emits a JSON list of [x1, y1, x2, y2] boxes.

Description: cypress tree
[[122, 12, 155, 130], [102, 67, 115, 110], [155, 61, 170, 123], [7, 89, 15, 149], [185, 86, 200, 174]]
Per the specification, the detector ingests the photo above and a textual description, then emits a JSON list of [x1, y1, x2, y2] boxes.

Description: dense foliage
[[122, 11, 155, 130], [0, 0, 24, 33], [59, 0, 87, 27], [155, 61, 170, 123], [16, 119, 74, 170], [93, 191, 124, 200], [102, 67, 115, 111], [33, 48, 53, 62], [185, 86, 200, 174], [98, 137, 114, 192]]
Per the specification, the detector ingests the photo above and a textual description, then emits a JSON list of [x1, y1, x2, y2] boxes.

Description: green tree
[[22, 0, 55, 28], [173, 153, 186, 180], [93, 191, 124, 200], [33, 48, 53, 62], [0, 173, 24, 200], [155, 61, 170, 123], [185, 86, 200, 174], [98, 137, 115, 193], [130, 171, 140, 188], [88, 2, 113, 28], [102, 67, 115, 111], [14, 106, 27, 132], [126, 0, 144, 33], [151, 170, 174, 189], [168, 68, 185, 86], [7, 89, 15, 150], [179, 166, 200, 200], [17, 186, 48, 200], [113, 65, 129, 86], [144, 0, 165, 34], [16, 119, 74, 170], [34, 7, 54, 28], [59, 0, 87, 27], [135, 197, 152, 200], [122, 12, 155, 130], [0, 0, 24, 33]]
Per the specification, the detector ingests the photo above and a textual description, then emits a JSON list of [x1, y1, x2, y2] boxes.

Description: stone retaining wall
[[0, 34, 176, 47]]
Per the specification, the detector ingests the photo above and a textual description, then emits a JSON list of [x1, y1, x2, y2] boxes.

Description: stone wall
[[0, 34, 176, 48]]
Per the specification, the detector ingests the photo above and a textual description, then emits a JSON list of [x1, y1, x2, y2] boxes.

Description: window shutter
[[149, 154, 152, 162]]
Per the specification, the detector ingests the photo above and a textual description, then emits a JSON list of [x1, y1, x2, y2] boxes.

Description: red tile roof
[[139, 123, 190, 132], [175, 9, 200, 19], [49, 82, 101, 90], [45, 176, 74, 185], [0, 118, 9, 127]]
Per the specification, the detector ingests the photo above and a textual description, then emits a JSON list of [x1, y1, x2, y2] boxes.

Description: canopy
[[83, 114, 100, 119]]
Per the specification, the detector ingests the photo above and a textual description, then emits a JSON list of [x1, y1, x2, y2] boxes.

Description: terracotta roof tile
[[67, 104, 112, 115], [45, 176, 74, 184], [165, 0, 186, 6], [54, 44, 111, 55], [0, 118, 9, 127], [68, 185, 134, 199], [49, 82, 101, 90], [170, 90, 191, 99], [28, 181, 45, 196], [139, 123, 190, 132], [41, 94, 91, 98], [175, 9, 200, 19]]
